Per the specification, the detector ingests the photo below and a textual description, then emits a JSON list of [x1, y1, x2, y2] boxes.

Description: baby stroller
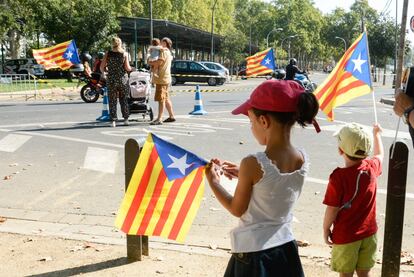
[[128, 70, 154, 121]]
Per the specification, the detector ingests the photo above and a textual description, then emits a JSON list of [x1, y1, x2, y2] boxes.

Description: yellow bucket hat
[[334, 123, 372, 159]]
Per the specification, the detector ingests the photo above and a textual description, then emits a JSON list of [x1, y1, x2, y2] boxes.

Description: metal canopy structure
[[118, 17, 223, 52]]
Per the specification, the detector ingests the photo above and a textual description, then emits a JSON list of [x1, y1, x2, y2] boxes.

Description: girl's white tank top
[[230, 151, 308, 253]]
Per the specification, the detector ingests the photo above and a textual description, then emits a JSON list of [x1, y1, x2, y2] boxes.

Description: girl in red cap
[[206, 79, 319, 277]]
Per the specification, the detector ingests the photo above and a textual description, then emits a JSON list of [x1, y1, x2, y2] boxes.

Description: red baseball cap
[[232, 80, 305, 115]]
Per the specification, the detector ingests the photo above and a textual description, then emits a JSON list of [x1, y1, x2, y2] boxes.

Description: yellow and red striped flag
[[246, 48, 276, 77], [115, 133, 207, 243], [314, 33, 372, 121], [33, 40, 80, 70]]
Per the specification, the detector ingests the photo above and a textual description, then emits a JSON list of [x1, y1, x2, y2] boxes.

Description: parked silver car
[[200, 61, 230, 82], [4, 58, 44, 76]]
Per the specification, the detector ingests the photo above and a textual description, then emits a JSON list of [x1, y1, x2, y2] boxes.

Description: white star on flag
[[351, 53, 366, 74], [264, 58, 270, 65], [65, 51, 73, 59], [167, 153, 192, 175]]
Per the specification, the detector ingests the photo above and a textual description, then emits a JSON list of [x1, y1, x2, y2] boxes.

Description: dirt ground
[[1, 232, 397, 277]]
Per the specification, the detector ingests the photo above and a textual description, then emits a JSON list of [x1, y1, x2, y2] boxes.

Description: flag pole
[[363, 28, 378, 124]]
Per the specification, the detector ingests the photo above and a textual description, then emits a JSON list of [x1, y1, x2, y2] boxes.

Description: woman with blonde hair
[[100, 37, 132, 127]]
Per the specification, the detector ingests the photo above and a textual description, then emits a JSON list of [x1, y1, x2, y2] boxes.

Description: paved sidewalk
[[2, 207, 414, 276]]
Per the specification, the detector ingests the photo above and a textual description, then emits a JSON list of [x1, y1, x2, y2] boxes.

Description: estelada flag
[[246, 48, 276, 77], [115, 133, 207, 243], [314, 33, 372, 121], [33, 40, 80, 70]]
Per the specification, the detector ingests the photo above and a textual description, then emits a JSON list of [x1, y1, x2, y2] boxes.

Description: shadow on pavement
[[24, 101, 89, 106], [26, 257, 128, 277], [16, 121, 150, 132]]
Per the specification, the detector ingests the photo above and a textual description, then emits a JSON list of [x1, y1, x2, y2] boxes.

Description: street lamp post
[[149, 0, 153, 42], [279, 35, 296, 66], [1, 44, 5, 74], [210, 0, 218, 62], [266, 28, 283, 48], [335, 36, 347, 52], [280, 35, 297, 58]]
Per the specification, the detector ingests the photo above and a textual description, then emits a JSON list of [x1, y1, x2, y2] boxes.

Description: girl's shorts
[[331, 234, 377, 273], [224, 240, 304, 277]]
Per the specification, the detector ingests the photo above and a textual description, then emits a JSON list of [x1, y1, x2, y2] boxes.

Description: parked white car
[[200, 61, 230, 82], [4, 58, 44, 76]]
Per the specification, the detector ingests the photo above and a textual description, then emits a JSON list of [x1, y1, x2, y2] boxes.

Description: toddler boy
[[323, 122, 383, 277]]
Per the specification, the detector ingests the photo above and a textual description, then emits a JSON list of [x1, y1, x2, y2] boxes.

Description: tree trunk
[[383, 58, 387, 86], [8, 29, 21, 59]]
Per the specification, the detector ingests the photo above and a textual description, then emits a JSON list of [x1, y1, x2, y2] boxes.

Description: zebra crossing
[[0, 113, 411, 175]]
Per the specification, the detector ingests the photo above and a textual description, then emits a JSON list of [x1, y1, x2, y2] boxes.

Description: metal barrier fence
[[0, 74, 38, 98]]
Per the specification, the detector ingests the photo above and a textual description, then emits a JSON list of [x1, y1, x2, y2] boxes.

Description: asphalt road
[[1, 73, 413, 255]]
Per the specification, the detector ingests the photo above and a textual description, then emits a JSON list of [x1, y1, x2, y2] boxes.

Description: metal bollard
[[124, 138, 149, 262], [381, 140, 409, 277]]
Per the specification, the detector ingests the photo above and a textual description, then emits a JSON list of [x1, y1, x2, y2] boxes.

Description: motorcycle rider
[[81, 53, 93, 78], [285, 58, 306, 80], [93, 52, 105, 73]]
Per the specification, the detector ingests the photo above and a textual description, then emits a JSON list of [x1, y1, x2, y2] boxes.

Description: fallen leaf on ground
[[69, 245, 83, 252], [401, 251, 414, 265], [0, 217, 7, 223], [297, 240, 310, 247], [9, 163, 18, 167], [209, 244, 218, 250], [239, 141, 244, 145], [3, 175, 12, 180], [154, 256, 164, 261], [23, 238, 33, 243], [83, 242, 95, 249], [38, 256, 52, 262]]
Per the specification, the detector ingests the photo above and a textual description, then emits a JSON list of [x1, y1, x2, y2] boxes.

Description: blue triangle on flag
[[63, 40, 81, 64], [344, 33, 371, 86], [151, 134, 207, 181], [260, 49, 276, 70]]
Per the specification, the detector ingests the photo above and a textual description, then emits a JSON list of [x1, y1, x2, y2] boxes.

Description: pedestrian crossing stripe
[[172, 88, 235, 93], [0, 134, 31, 152], [83, 147, 119, 174]]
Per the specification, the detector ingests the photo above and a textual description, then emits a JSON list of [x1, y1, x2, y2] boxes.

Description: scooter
[[294, 73, 317, 93], [265, 68, 286, 80], [78, 73, 107, 103]]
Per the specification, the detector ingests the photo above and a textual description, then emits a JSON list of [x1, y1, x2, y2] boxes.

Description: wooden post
[[381, 140, 409, 276], [124, 138, 149, 262]]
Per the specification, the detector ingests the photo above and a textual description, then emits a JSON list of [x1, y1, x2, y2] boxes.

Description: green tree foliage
[[369, 16, 396, 67], [0, 0, 38, 58], [32, 0, 119, 52], [1, 0, 405, 69], [113, 0, 144, 16], [271, 0, 325, 67], [220, 26, 247, 72]]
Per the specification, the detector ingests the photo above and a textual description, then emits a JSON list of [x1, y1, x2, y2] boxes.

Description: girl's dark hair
[[296, 92, 319, 127], [252, 92, 319, 127]]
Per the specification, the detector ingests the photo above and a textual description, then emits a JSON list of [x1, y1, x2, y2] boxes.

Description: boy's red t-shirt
[[323, 157, 382, 244]]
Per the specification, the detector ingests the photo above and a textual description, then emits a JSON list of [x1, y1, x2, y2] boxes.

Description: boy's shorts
[[331, 234, 377, 273]]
